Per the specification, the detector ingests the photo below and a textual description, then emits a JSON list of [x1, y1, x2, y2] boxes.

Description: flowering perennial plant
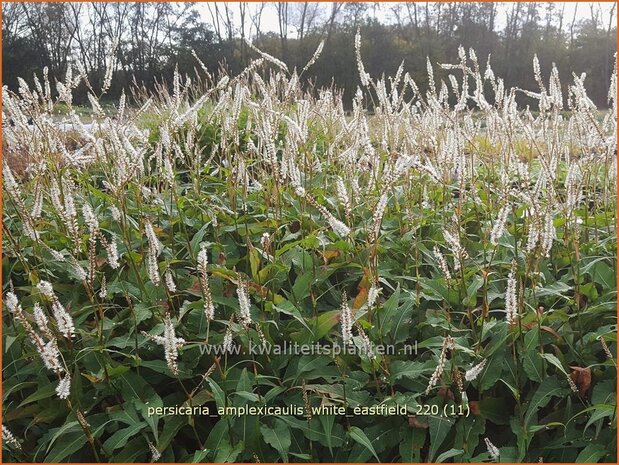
[[2, 37, 616, 463]]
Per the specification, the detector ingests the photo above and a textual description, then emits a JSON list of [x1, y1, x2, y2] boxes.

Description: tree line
[[2, 2, 616, 108]]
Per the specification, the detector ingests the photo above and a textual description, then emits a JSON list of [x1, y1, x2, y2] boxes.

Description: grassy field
[[2, 40, 617, 463]]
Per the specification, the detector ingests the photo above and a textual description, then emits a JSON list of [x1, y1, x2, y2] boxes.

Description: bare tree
[[390, 3, 407, 42], [206, 3, 223, 42], [425, 2, 431, 34], [20, 3, 78, 75], [505, 2, 524, 77], [342, 3, 368, 30], [292, 2, 321, 41], [607, 2, 616, 36], [222, 3, 234, 42], [484, 2, 496, 34], [239, 3, 248, 63], [276, 2, 289, 61], [557, 3, 566, 33], [569, 3, 578, 48], [544, 3, 554, 39], [604, 2, 616, 94], [324, 2, 343, 43], [589, 3, 600, 29], [2, 3, 26, 50], [249, 3, 266, 39], [405, 3, 420, 39]]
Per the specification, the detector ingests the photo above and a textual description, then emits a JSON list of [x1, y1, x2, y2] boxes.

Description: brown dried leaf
[[352, 268, 371, 310], [223, 282, 235, 298], [540, 325, 560, 339], [469, 401, 480, 416], [321, 250, 340, 265], [437, 387, 455, 401], [408, 415, 429, 429], [569, 366, 592, 397]]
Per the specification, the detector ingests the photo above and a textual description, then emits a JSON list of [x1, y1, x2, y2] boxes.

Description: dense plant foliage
[[2, 37, 617, 462]]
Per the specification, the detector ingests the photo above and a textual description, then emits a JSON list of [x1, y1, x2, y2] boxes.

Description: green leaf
[[584, 404, 616, 432], [236, 368, 253, 394], [483, 322, 510, 357], [274, 300, 313, 334], [479, 349, 506, 391], [190, 223, 211, 256], [208, 378, 226, 410], [191, 448, 211, 463], [45, 432, 88, 462], [103, 423, 144, 451], [44, 421, 80, 455], [380, 286, 414, 344], [158, 415, 186, 451], [113, 437, 147, 462], [522, 330, 544, 382], [390, 359, 435, 382], [249, 246, 261, 281], [5, 335, 17, 353], [476, 398, 510, 425], [436, 448, 464, 463], [205, 420, 232, 460], [591, 379, 615, 405], [277, 415, 346, 447], [524, 377, 569, 429], [118, 371, 156, 402], [379, 285, 401, 334], [463, 275, 483, 307], [454, 416, 485, 458], [539, 353, 568, 376], [399, 428, 426, 462], [498, 446, 519, 462], [318, 414, 335, 457], [575, 443, 607, 462], [215, 440, 244, 463], [535, 281, 571, 299], [287, 355, 332, 384], [586, 260, 615, 290], [136, 395, 163, 442], [312, 310, 339, 340], [581, 282, 599, 301], [18, 382, 56, 407], [261, 419, 291, 462], [428, 414, 455, 461], [349, 426, 380, 462], [292, 272, 314, 302]]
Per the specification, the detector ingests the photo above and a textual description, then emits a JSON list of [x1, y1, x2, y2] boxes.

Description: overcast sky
[[197, 2, 616, 39]]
